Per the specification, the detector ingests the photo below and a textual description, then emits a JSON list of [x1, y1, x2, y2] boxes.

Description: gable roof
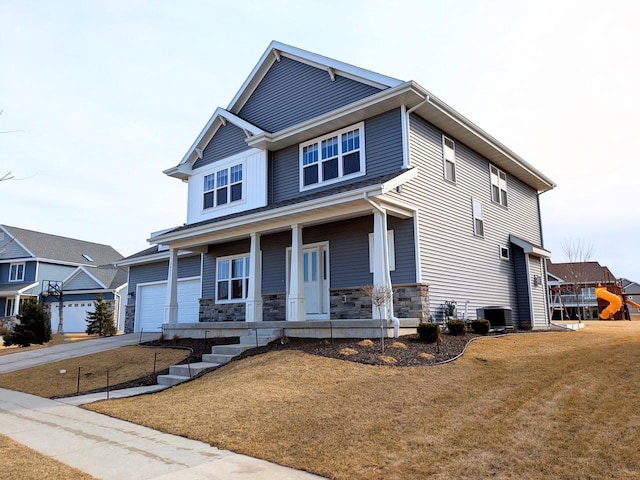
[[63, 265, 128, 291], [165, 108, 265, 180], [0, 225, 123, 266], [228, 41, 403, 115], [547, 261, 617, 284]]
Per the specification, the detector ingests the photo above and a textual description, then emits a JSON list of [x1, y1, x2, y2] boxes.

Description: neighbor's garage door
[[50, 302, 95, 333], [136, 279, 200, 332]]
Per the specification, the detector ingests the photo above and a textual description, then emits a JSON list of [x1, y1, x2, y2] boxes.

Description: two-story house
[[121, 41, 555, 335], [0, 225, 126, 333]]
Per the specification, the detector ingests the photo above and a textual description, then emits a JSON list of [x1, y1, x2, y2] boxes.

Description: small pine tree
[[85, 294, 116, 336], [3, 298, 51, 347]]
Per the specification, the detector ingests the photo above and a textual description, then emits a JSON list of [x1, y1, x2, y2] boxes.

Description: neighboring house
[[0, 225, 126, 333], [546, 260, 618, 320], [121, 41, 555, 334], [621, 278, 640, 314]]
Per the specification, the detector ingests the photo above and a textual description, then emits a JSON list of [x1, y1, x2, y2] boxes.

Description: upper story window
[[300, 123, 365, 190], [472, 199, 484, 237], [490, 166, 508, 207], [204, 164, 243, 209], [216, 254, 250, 303], [9, 262, 25, 282], [443, 136, 456, 182]]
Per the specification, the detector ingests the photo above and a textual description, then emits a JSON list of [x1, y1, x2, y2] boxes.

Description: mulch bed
[[64, 330, 523, 397]]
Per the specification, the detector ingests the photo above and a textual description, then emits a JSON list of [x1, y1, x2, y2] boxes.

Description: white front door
[[302, 244, 329, 319]]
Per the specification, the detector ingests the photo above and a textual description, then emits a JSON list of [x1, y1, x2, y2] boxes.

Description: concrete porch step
[[210, 344, 255, 355], [202, 352, 236, 364], [169, 362, 220, 377], [157, 374, 191, 387]]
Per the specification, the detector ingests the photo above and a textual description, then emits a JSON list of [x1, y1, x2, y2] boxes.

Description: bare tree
[[363, 284, 392, 353], [561, 238, 595, 322]]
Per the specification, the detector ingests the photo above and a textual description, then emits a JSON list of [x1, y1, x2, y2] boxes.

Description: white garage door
[[50, 301, 96, 333], [136, 279, 200, 332]]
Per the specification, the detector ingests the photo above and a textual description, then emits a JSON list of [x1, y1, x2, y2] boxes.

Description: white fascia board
[[152, 184, 388, 246], [164, 108, 264, 179], [227, 41, 403, 114], [380, 167, 418, 194], [115, 250, 201, 268]]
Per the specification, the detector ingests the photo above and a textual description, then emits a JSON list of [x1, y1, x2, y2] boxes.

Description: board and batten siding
[[193, 122, 251, 170], [238, 56, 381, 133], [187, 148, 268, 225], [270, 109, 404, 203], [407, 114, 544, 324], [127, 255, 202, 305]]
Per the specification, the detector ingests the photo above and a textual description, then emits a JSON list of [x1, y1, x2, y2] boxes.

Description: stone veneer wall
[[199, 298, 246, 322], [330, 283, 429, 320], [125, 305, 135, 333]]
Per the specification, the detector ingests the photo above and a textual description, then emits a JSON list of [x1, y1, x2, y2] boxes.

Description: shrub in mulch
[[471, 319, 491, 335], [447, 319, 467, 336], [417, 323, 441, 343]]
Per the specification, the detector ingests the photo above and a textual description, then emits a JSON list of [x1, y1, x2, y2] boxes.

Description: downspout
[[364, 192, 399, 337]]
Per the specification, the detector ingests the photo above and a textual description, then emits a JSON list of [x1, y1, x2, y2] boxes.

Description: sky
[[1, 0, 639, 281]]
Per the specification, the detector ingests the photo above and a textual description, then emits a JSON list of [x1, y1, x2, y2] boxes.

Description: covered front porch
[[151, 171, 429, 334]]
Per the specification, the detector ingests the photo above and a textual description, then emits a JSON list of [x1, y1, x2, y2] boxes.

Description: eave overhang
[[149, 169, 419, 250], [510, 235, 551, 258], [247, 80, 555, 193]]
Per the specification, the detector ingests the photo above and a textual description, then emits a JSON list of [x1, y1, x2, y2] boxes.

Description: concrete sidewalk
[[0, 333, 159, 374], [0, 388, 325, 479]]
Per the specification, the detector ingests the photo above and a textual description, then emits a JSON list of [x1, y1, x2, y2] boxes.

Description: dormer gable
[[164, 109, 264, 180]]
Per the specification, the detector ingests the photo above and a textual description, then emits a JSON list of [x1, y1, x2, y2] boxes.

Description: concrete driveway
[[0, 333, 159, 374]]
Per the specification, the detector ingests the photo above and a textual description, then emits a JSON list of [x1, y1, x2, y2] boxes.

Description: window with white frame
[[368, 230, 396, 272], [490, 166, 508, 207], [5, 298, 15, 316], [443, 136, 456, 182], [9, 263, 25, 282], [472, 199, 484, 237], [300, 123, 365, 189], [216, 254, 250, 302], [203, 164, 243, 209]]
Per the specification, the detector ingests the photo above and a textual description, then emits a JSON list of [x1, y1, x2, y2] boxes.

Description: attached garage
[[50, 301, 95, 333], [136, 278, 201, 332]]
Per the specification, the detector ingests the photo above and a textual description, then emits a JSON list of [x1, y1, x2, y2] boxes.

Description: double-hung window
[[300, 123, 365, 189], [472, 199, 484, 237], [490, 166, 508, 207], [216, 254, 250, 302], [443, 136, 456, 182], [9, 263, 25, 282], [203, 164, 243, 210]]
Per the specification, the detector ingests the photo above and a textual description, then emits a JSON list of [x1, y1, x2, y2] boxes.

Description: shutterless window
[[443, 136, 456, 182], [300, 123, 365, 189], [490, 166, 508, 207], [472, 199, 484, 237], [216, 255, 250, 302], [9, 263, 25, 282], [203, 164, 243, 210]]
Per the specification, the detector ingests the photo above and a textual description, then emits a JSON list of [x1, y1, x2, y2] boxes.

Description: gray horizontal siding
[[65, 272, 99, 290], [239, 56, 381, 133], [0, 235, 30, 260], [202, 240, 251, 298], [530, 256, 548, 327], [271, 109, 404, 203], [193, 122, 250, 170], [127, 255, 201, 304], [407, 113, 544, 323]]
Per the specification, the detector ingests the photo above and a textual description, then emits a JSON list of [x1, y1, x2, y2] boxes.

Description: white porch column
[[287, 224, 306, 321], [245, 233, 263, 322], [371, 209, 393, 320], [12, 294, 20, 316], [164, 247, 179, 325]]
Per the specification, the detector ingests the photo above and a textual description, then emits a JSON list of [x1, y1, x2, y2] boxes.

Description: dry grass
[[0, 434, 95, 479], [0, 346, 187, 397], [88, 321, 640, 480]]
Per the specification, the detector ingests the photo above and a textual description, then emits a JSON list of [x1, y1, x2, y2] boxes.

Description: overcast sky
[[2, 0, 639, 282]]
